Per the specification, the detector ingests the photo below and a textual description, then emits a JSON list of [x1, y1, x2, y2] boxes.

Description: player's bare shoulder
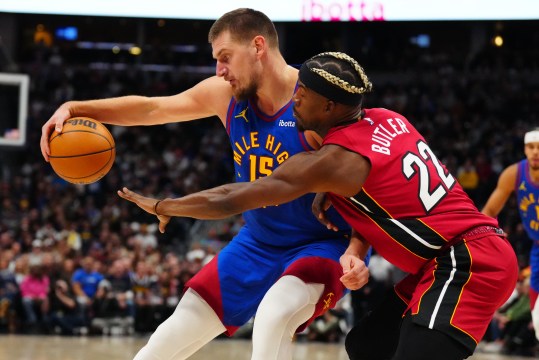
[[200, 76, 234, 120], [167, 76, 233, 123], [198, 75, 234, 96], [498, 163, 519, 190]]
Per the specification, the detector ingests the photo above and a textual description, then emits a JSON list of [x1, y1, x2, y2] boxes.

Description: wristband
[[154, 199, 163, 215]]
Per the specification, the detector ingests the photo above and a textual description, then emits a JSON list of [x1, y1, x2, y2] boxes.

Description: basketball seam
[[53, 149, 116, 181], [49, 129, 114, 150], [49, 147, 115, 159]]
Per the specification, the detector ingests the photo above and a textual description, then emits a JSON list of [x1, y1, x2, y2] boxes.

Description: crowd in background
[[0, 25, 538, 356]]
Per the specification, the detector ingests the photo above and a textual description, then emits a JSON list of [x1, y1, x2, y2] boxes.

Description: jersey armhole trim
[[225, 98, 237, 135]]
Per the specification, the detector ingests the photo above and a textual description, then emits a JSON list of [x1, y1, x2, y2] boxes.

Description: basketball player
[[41, 9, 370, 360], [117, 52, 519, 360], [482, 129, 539, 341]]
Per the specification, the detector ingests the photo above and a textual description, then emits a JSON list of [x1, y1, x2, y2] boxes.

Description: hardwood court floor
[[0, 335, 532, 360]]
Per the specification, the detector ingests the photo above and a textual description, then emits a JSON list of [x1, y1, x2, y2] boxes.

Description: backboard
[[0, 73, 29, 147]]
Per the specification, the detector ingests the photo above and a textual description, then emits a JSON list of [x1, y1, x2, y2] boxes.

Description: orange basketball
[[49, 117, 115, 184]]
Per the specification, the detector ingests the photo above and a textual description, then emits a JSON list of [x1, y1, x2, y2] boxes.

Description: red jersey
[[324, 108, 499, 274]]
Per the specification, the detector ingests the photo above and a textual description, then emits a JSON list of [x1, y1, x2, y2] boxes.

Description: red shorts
[[188, 256, 345, 335], [395, 233, 518, 352], [530, 287, 539, 310], [282, 257, 346, 332]]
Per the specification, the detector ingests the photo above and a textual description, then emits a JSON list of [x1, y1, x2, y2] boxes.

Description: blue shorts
[[530, 243, 539, 292], [186, 225, 351, 335]]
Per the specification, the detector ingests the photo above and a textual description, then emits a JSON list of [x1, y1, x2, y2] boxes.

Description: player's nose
[[216, 63, 227, 77]]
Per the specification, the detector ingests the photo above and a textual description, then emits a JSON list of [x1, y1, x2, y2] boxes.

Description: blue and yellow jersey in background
[[225, 93, 351, 247], [516, 159, 539, 241], [516, 159, 539, 293]]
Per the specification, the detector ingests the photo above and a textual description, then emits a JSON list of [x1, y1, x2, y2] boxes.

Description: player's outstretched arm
[[481, 164, 518, 218], [115, 188, 172, 233], [41, 76, 231, 161], [118, 144, 369, 229]]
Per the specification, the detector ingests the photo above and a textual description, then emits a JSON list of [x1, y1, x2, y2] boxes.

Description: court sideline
[[0, 336, 531, 360]]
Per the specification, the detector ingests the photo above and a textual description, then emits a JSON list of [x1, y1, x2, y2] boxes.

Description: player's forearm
[[345, 231, 371, 260], [481, 206, 498, 218], [481, 196, 505, 218], [64, 96, 164, 126], [156, 184, 252, 220]]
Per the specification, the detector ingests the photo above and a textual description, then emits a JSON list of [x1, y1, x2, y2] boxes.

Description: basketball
[[49, 117, 116, 184]]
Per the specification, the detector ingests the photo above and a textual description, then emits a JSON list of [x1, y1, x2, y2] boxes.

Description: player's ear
[[253, 35, 266, 56], [325, 99, 335, 112]]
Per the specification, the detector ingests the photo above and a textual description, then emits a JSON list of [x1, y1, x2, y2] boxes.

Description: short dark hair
[[208, 8, 279, 48], [299, 52, 372, 106]]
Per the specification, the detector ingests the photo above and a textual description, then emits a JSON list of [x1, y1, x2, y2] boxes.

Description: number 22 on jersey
[[402, 140, 456, 213]]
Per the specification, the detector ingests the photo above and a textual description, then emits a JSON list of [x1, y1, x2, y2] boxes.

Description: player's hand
[[339, 254, 369, 290], [41, 104, 72, 162], [117, 187, 171, 233], [312, 192, 339, 231]]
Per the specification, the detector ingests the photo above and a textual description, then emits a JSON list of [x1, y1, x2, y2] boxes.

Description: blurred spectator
[[154, 269, 179, 318], [28, 238, 44, 265], [47, 278, 84, 335], [457, 158, 480, 202], [56, 258, 77, 283], [62, 222, 82, 252], [105, 259, 135, 318], [131, 260, 161, 333], [92, 280, 114, 319], [307, 309, 347, 343], [306, 293, 352, 343], [474, 151, 494, 204], [185, 242, 206, 263], [13, 256, 29, 285], [0, 255, 19, 333], [71, 256, 104, 325], [131, 223, 158, 251], [71, 256, 104, 305], [90, 258, 135, 333], [483, 275, 535, 356], [20, 261, 50, 333]]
